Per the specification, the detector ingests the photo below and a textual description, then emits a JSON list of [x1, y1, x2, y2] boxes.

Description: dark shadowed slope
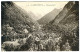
[[50, 1, 79, 32], [44, 1, 79, 51], [50, 1, 78, 25], [1, 1, 39, 33]]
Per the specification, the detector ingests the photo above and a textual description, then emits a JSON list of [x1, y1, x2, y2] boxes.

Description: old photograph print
[[1, 1, 79, 51]]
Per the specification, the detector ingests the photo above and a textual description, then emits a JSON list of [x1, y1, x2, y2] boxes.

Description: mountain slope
[[1, 1, 39, 34], [44, 1, 79, 51], [37, 8, 61, 24], [50, 1, 77, 24], [50, 1, 79, 31]]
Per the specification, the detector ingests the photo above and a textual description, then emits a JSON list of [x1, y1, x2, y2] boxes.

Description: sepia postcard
[[1, 1, 79, 51]]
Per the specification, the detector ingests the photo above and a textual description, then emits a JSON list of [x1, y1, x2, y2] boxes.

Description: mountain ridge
[[37, 8, 62, 24]]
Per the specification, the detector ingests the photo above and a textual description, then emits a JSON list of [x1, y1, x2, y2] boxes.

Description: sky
[[14, 1, 68, 20]]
